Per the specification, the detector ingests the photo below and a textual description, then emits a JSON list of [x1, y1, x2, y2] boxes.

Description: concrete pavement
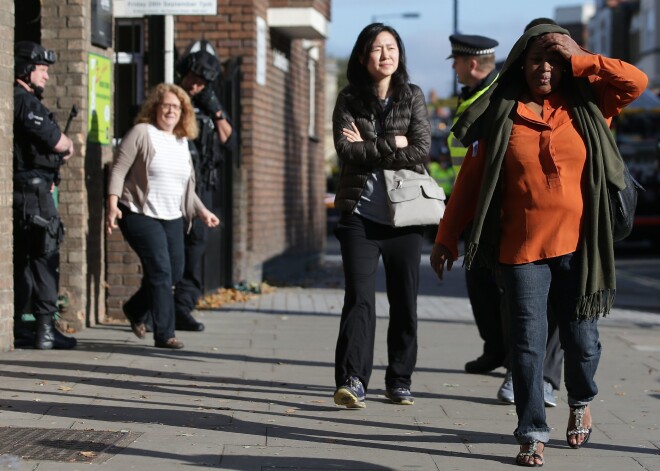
[[0, 240, 658, 470]]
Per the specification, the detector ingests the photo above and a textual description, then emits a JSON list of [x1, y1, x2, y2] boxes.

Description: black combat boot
[[175, 311, 205, 332], [13, 318, 36, 348], [53, 327, 77, 349], [34, 314, 55, 350]]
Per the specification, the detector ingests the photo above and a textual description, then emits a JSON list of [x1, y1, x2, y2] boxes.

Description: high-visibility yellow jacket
[[428, 161, 456, 196], [448, 71, 498, 175]]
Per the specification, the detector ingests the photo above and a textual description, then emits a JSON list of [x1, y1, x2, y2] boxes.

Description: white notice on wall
[[115, 0, 216, 17], [256, 16, 267, 86]]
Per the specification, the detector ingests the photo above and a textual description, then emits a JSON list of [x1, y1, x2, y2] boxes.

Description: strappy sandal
[[566, 405, 592, 449], [515, 441, 544, 467]]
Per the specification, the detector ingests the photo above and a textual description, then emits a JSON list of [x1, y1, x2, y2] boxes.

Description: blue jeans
[[501, 252, 601, 444], [119, 205, 185, 343]]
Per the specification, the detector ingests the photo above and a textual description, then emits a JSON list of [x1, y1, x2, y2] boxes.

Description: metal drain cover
[[0, 427, 141, 463]]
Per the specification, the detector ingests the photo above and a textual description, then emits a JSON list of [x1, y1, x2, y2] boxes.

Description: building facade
[[0, 0, 331, 351], [586, 0, 660, 88], [636, 0, 660, 91]]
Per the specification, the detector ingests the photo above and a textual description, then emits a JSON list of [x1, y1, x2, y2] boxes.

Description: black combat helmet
[[176, 40, 221, 83], [15, 41, 56, 79]]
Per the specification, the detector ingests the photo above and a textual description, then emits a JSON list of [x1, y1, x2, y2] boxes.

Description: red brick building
[[0, 0, 331, 351]]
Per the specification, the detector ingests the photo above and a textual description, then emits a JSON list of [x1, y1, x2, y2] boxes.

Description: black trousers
[[334, 213, 424, 391], [174, 188, 211, 318], [118, 205, 185, 343], [465, 264, 507, 361], [13, 181, 59, 319]]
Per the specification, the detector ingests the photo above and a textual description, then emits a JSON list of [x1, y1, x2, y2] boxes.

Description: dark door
[[202, 57, 241, 291]]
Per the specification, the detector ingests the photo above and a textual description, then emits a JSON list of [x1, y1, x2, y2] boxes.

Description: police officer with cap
[[13, 41, 76, 349], [174, 41, 233, 331], [447, 33, 499, 173], [444, 33, 503, 375]]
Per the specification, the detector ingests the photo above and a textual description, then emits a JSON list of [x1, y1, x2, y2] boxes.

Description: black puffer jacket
[[332, 83, 431, 213]]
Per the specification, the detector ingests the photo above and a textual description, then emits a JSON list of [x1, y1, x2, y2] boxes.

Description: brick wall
[[1, 0, 329, 336], [201, 0, 328, 282], [105, 0, 330, 320], [40, 0, 114, 330], [0, 0, 14, 352]]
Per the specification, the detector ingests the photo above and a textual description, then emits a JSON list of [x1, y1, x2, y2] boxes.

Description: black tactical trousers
[[173, 217, 210, 318], [173, 188, 211, 318], [13, 179, 60, 318]]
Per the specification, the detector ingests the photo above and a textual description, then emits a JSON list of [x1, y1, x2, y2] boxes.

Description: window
[[304, 41, 319, 139], [114, 19, 145, 140]]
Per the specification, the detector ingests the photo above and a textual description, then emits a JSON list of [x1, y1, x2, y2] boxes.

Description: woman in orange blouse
[[431, 24, 647, 467]]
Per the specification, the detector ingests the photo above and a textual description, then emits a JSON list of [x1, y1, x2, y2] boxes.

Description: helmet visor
[[37, 49, 56, 64]]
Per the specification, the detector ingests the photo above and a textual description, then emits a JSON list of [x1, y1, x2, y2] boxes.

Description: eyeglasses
[[160, 103, 181, 111]]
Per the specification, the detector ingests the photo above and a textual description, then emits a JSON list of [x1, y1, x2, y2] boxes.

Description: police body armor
[[13, 87, 65, 255], [191, 109, 223, 194], [13, 87, 64, 176], [447, 84, 493, 175]]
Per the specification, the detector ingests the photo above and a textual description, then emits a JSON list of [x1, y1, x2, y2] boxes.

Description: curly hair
[[135, 83, 198, 139]]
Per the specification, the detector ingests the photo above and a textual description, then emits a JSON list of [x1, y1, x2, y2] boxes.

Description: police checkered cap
[[447, 34, 498, 59]]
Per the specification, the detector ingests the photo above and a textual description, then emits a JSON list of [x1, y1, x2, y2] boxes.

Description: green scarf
[[452, 24, 627, 320]]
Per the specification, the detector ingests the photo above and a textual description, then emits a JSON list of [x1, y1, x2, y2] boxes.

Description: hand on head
[[535, 33, 584, 61]]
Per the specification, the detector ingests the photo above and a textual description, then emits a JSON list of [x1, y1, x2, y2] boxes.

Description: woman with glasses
[[106, 83, 219, 349]]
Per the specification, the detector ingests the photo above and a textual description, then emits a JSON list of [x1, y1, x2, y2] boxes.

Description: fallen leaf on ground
[[196, 283, 276, 309]]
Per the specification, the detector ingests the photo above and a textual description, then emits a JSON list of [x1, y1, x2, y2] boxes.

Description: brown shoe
[[155, 338, 184, 349], [130, 321, 146, 339], [123, 306, 146, 339]]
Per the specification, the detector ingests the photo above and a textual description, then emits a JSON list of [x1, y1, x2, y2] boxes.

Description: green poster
[[88, 53, 112, 144]]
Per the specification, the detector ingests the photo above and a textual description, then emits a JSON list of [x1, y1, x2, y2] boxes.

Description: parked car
[[616, 90, 660, 247]]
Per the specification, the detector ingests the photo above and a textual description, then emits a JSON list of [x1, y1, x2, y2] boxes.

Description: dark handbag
[[609, 164, 643, 242], [384, 168, 446, 227]]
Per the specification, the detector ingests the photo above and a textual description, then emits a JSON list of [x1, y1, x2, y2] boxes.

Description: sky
[[326, 0, 594, 98]]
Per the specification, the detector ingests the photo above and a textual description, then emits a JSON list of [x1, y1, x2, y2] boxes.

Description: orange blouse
[[436, 54, 648, 264]]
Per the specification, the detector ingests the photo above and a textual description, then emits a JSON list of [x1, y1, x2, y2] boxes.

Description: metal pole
[[164, 14, 174, 83]]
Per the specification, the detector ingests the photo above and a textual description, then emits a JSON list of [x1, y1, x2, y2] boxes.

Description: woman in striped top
[[106, 83, 219, 349]]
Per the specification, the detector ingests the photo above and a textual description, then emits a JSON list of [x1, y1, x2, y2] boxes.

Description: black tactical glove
[[193, 86, 225, 120]]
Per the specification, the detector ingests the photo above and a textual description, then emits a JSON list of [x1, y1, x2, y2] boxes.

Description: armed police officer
[[174, 42, 234, 331], [13, 41, 77, 349]]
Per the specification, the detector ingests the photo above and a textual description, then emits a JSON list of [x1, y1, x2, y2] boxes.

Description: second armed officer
[[174, 42, 234, 331]]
